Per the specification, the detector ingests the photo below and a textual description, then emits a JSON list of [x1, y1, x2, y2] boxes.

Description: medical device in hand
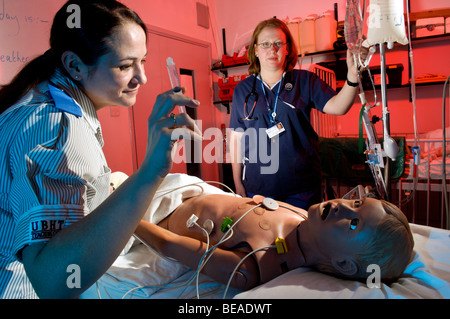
[[166, 57, 185, 113]]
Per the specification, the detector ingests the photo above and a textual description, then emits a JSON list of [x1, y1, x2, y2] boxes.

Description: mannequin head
[[306, 198, 414, 282]]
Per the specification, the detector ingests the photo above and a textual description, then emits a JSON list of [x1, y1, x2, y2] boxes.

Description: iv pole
[[346, 0, 401, 201], [379, 43, 393, 201]]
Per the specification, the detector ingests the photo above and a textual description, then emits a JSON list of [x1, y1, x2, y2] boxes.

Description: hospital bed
[[318, 134, 449, 229], [393, 134, 450, 229], [81, 173, 450, 299]]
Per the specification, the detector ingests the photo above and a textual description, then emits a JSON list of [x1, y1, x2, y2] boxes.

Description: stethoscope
[[241, 72, 294, 122], [241, 74, 259, 121]]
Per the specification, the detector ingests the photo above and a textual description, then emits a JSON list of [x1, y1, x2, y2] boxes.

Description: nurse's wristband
[[347, 78, 359, 87]]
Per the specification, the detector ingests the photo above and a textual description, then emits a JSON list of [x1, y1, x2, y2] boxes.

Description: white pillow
[[235, 224, 450, 299]]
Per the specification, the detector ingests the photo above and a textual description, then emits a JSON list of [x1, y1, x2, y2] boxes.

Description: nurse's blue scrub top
[[229, 69, 336, 199]]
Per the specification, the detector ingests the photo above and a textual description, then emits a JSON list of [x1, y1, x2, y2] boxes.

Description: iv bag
[[363, 0, 408, 47], [344, 0, 364, 55]]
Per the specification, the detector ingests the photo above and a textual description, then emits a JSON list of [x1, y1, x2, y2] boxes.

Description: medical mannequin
[[0, 1, 200, 298], [135, 194, 414, 291]]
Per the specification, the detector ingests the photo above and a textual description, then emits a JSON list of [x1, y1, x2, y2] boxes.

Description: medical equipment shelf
[[311, 32, 449, 96], [354, 80, 448, 91], [212, 10, 449, 114], [303, 33, 450, 58], [211, 62, 249, 73], [211, 60, 249, 113], [304, 6, 450, 58], [407, 8, 450, 22]]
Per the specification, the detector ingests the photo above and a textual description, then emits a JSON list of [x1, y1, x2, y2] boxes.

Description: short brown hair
[[352, 200, 414, 282], [247, 18, 298, 75]]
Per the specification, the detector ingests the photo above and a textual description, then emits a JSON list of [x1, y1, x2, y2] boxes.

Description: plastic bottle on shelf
[[287, 18, 301, 54], [299, 15, 317, 54], [315, 10, 337, 52]]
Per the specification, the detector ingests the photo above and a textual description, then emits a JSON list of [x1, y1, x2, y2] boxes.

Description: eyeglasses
[[257, 41, 287, 49]]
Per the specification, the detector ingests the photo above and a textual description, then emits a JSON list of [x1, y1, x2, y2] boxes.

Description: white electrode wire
[[187, 228, 235, 299], [154, 183, 204, 198], [279, 203, 308, 220], [121, 223, 212, 299], [194, 225, 211, 298], [172, 222, 220, 300], [153, 180, 238, 201], [222, 245, 276, 299], [169, 223, 214, 299], [202, 181, 238, 196], [191, 204, 262, 297], [133, 233, 178, 263]]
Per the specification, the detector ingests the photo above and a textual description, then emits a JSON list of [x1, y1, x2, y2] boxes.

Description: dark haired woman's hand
[[142, 88, 201, 177]]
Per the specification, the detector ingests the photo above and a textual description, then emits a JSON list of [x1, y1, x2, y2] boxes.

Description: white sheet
[[82, 173, 242, 299], [81, 174, 450, 299], [236, 223, 450, 299]]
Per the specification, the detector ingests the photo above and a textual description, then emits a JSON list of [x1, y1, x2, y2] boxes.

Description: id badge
[[266, 122, 285, 139]]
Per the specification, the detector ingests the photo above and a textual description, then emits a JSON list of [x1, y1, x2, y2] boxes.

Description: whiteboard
[[0, 0, 66, 84]]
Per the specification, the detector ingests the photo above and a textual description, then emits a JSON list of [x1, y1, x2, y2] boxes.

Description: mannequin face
[[254, 26, 289, 73], [307, 198, 387, 261]]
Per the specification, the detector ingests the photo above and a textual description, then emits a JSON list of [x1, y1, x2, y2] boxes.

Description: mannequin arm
[[135, 220, 260, 290]]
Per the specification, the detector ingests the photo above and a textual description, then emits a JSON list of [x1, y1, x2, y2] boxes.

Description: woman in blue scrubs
[[229, 18, 361, 209]]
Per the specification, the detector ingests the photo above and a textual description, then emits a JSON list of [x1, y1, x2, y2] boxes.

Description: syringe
[[166, 57, 185, 113]]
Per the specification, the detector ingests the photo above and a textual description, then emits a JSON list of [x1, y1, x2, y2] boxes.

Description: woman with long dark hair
[[0, 0, 199, 298]]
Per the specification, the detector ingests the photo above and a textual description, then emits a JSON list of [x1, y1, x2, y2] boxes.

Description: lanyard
[[260, 73, 284, 124]]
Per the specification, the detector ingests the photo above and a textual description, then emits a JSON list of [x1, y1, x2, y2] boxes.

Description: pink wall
[[213, 0, 450, 140], [100, 0, 223, 175], [1, 0, 448, 176]]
